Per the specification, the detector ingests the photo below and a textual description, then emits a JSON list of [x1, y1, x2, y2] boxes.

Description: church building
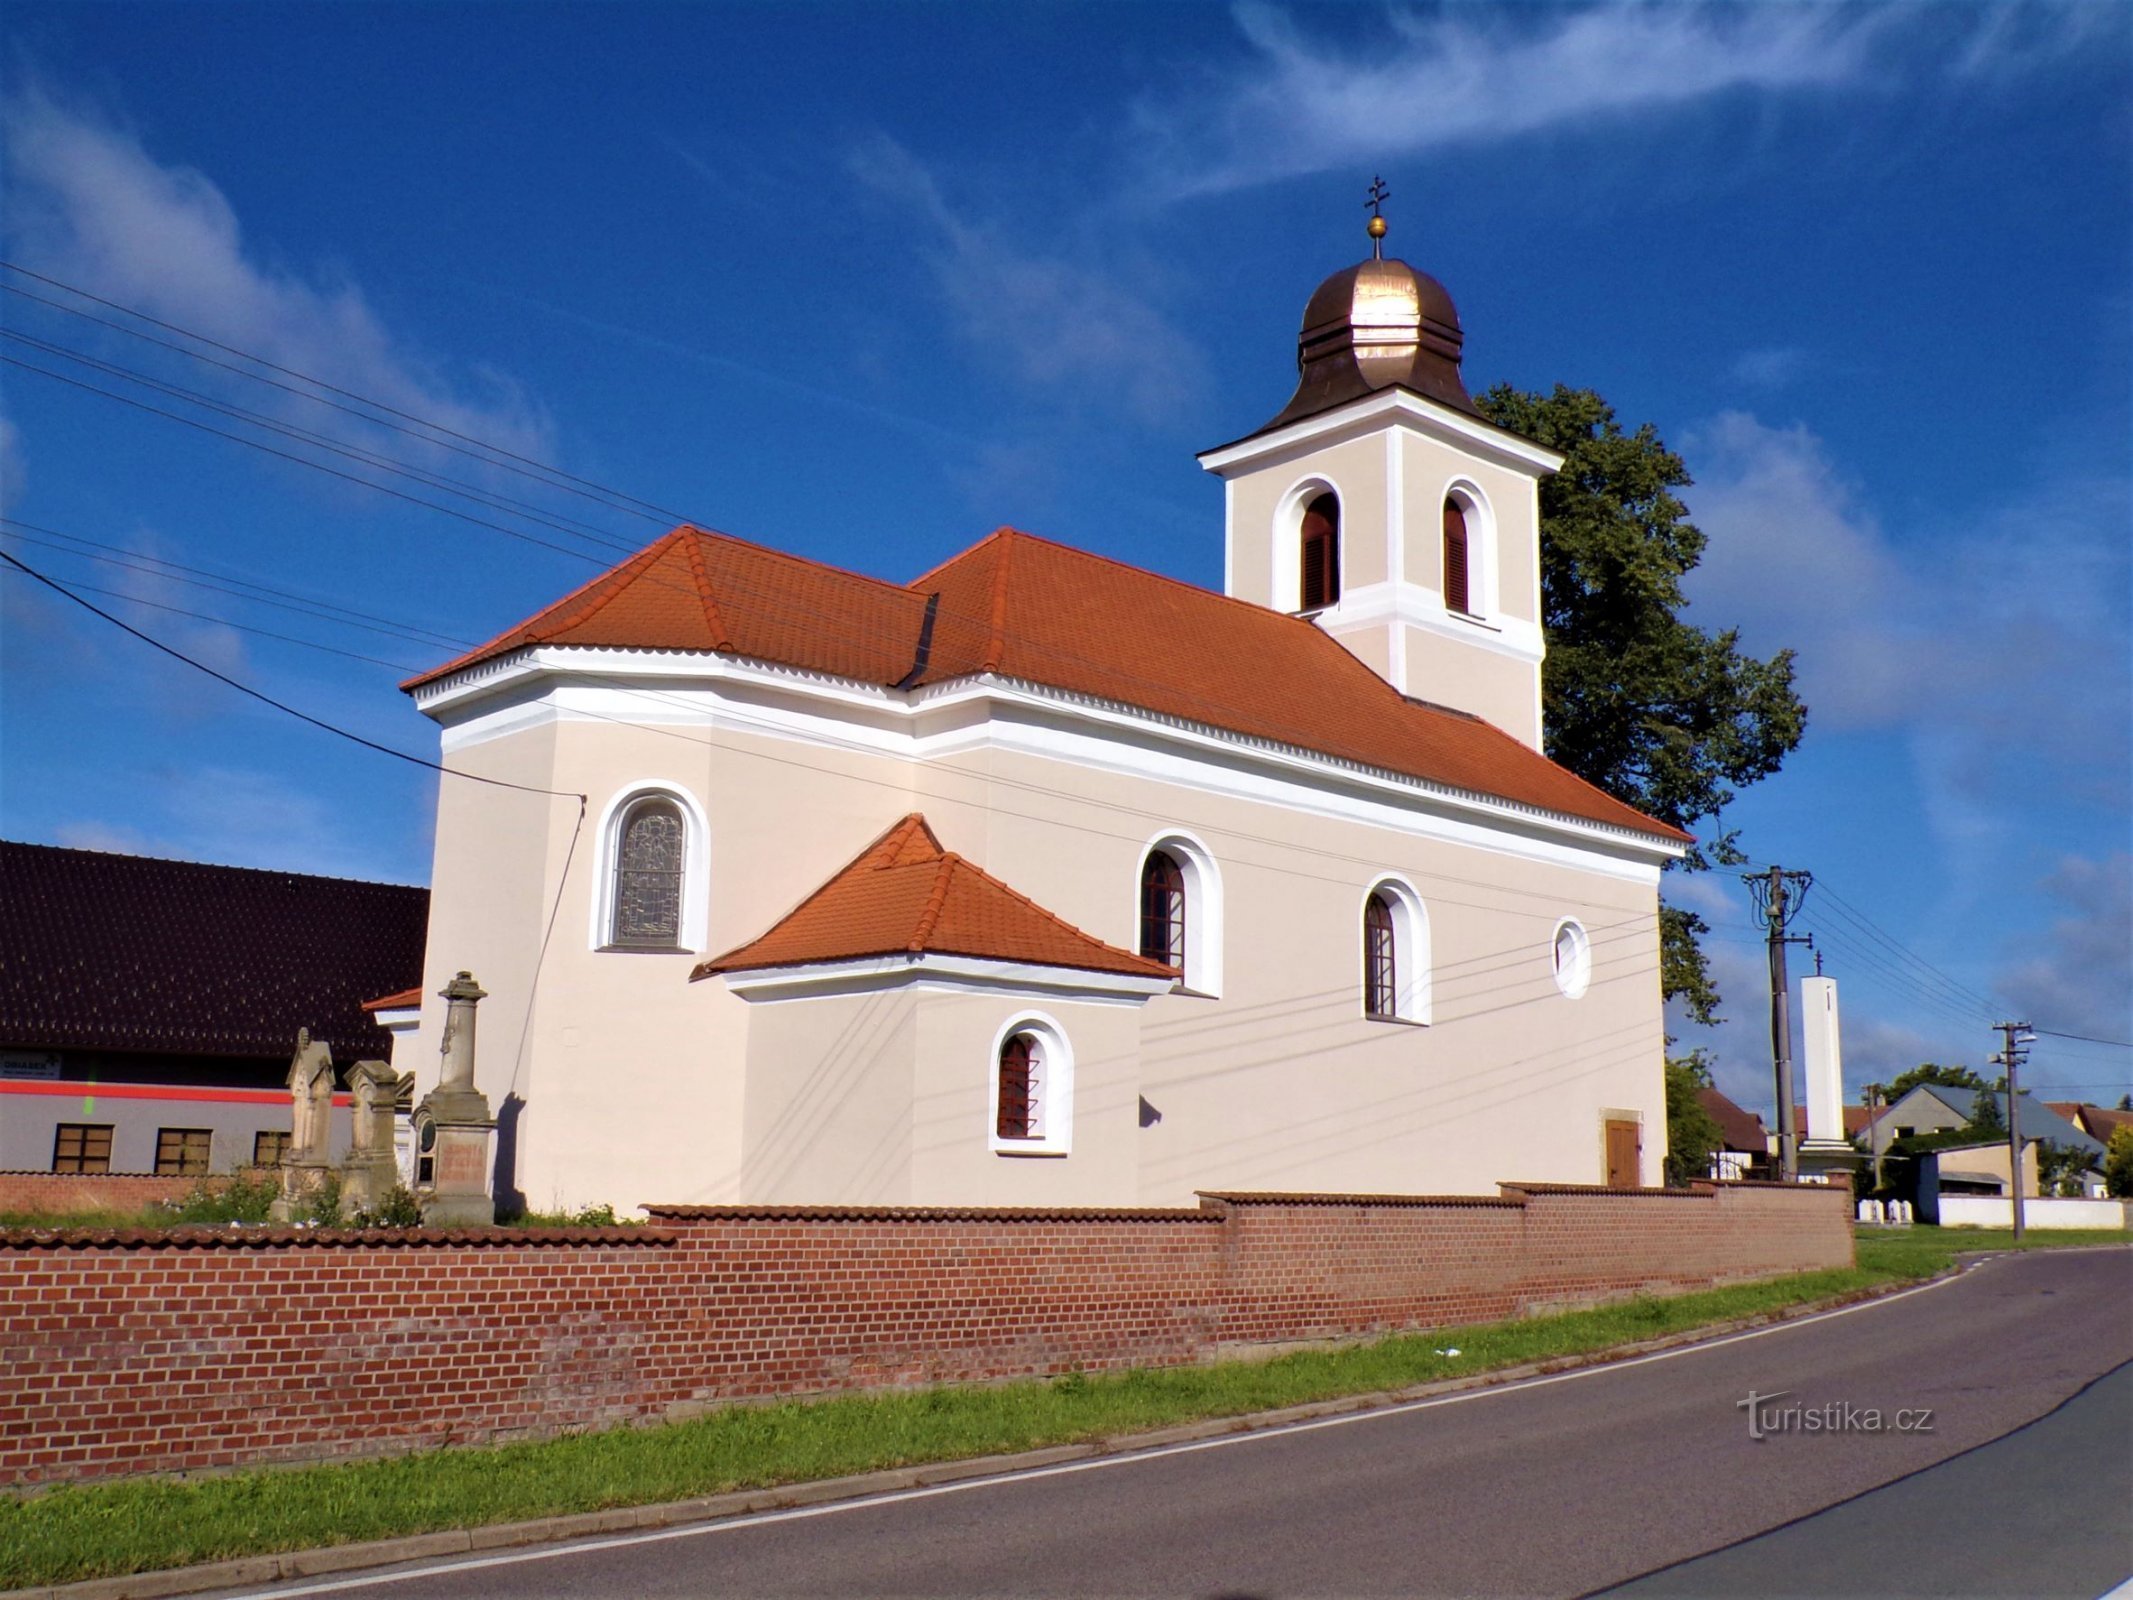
[[395, 219, 1690, 1212]]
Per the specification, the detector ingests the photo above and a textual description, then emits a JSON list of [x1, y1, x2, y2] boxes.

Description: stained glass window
[[612, 798, 685, 947]]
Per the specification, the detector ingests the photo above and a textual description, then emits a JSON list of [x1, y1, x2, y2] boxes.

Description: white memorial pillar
[[1799, 976, 1855, 1163]]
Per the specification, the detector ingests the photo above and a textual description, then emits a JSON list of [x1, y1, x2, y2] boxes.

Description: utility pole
[[1745, 865, 1814, 1182], [1864, 1082, 1887, 1193], [1991, 1020, 2035, 1241]]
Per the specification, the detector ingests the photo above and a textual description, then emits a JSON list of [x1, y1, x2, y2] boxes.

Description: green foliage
[[2104, 1127, 2133, 1198], [1662, 1051, 1724, 1187], [295, 1172, 343, 1227], [1885, 1063, 1985, 1101], [513, 1201, 631, 1228], [1963, 1092, 2005, 1141], [1474, 384, 1807, 1017], [2032, 1141, 2092, 1199], [163, 1174, 278, 1226], [345, 1185, 424, 1229], [1660, 905, 1722, 1026]]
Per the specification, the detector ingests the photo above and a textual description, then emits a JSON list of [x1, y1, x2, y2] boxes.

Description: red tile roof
[[362, 987, 423, 1012], [1697, 1087, 1768, 1153], [694, 815, 1174, 982], [0, 841, 427, 1062], [407, 525, 1687, 844]]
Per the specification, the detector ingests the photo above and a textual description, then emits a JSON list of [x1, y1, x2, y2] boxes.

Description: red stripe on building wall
[[0, 1080, 350, 1107]]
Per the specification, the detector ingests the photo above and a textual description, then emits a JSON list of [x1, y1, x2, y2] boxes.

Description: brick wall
[[0, 1171, 209, 1216], [0, 1181, 1852, 1487]]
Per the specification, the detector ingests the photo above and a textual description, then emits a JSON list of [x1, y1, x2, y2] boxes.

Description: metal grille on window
[[612, 799, 684, 946], [1140, 850, 1187, 971], [1300, 492, 1340, 612], [253, 1130, 290, 1168], [1365, 893, 1397, 1017], [1443, 500, 1470, 615], [997, 1033, 1041, 1140]]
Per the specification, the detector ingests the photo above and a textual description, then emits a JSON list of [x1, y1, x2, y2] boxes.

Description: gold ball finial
[[1367, 215, 1388, 241], [1364, 175, 1390, 258]]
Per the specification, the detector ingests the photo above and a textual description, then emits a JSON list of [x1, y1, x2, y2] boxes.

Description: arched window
[[990, 1014, 1073, 1155], [1364, 892, 1397, 1018], [1442, 498, 1471, 616], [1552, 919, 1592, 999], [1300, 492, 1340, 612], [611, 797, 685, 947], [996, 1031, 1041, 1141], [1361, 877, 1431, 1023], [1140, 850, 1186, 971]]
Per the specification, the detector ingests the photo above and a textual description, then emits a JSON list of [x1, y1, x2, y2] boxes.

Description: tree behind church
[[1476, 384, 1807, 1023]]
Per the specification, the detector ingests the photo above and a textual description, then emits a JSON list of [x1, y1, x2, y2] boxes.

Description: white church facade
[[394, 228, 1690, 1212]]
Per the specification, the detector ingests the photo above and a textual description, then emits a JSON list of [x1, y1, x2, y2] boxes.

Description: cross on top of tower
[[1365, 176, 1390, 257]]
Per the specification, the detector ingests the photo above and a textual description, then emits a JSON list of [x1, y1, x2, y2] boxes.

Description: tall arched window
[[1300, 492, 1340, 612], [1140, 850, 1186, 971], [610, 797, 685, 947], [996, 1031, 1041, 1141], [1363, 892, 1397, 1018], [1442, 498, 1471, 615]]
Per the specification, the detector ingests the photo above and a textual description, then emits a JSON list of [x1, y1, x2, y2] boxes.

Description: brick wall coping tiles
[[643, 1202, 1220, 1223], [0, 1224, 676, 1249], [1498, 1181, 1721, 1200], [1196, 1190, 1527, 1208]]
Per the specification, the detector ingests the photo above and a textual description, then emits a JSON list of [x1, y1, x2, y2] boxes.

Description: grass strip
[[4, 1227, 2123, 1589]]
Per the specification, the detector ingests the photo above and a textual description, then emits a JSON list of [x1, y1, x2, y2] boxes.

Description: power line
[[0, 549, 580, 802], [2033, 1028, 2133, 1050]]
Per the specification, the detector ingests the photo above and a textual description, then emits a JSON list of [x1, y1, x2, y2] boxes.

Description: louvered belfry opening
[[1300, 492, 1341, 612], [997, 1032, 1038, 1139], [1442, 499, 1471, 615], [1364, 892, 1397, 1017], [1139, 850, 1187, 971], [613, 798, 685, 946]]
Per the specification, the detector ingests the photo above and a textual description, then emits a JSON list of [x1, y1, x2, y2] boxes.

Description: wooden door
[[1605, 1119, 1642, 1189]]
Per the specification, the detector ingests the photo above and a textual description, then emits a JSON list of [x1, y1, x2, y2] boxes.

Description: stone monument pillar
[[339, 1059, 403, 1214], [411, 971, 496, 1226], [270, 1030, 338, 1223], [1798, 975, 1863, 1181]]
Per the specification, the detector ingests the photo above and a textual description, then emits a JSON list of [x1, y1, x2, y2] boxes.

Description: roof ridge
[[681, 523, 928, 600], [544, 526, 695, 637], [0, 838, 428, 893], [678, 529, 733, 652], [909, 852, 960, 951], [983, 530, 1014, 672]]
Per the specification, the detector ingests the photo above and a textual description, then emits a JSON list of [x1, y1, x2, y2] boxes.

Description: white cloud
[[2, 84, 550, 461], [1683, 411, 2131, 797], [1134, 3, 1888, 198], [1998, 853, 2133, 1045], [848, 135, 1206, 422]]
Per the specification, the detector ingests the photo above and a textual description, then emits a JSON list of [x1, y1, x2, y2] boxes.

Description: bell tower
[[1197, 189, 1562, 750]]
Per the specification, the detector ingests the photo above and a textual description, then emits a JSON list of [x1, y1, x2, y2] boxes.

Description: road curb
[[4, 1269, 1967, 1600]]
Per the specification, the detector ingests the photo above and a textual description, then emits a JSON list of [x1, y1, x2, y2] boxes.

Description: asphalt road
[[237, 1247, 2133, 1600]]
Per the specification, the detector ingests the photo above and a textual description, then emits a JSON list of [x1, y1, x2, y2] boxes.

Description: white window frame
[[1274, 476, 1342, 615], [590, 780, 711, 953], [1360, 875, 1432, 1024], [1552, 917, 1593, 999], [1134, 828, 1224, 997], [988, 1011, 1073, 1157], [1440, 477, 1498, 620]]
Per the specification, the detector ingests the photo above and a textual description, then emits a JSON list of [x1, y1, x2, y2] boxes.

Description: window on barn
[[154, 1127, 213, 1177], [253, 1130, 291, 1168], [52, 1123, 113, 1175]]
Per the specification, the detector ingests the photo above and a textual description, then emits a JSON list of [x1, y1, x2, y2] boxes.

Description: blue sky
[[2, 2, 2127, 1114]]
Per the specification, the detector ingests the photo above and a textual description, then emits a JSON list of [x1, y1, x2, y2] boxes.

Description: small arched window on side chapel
[[1300, 492, 1341, 613], [996, 1031, 1041, 1141], [1442, 497, 1471, 616], [1140, 850, 1187, 972], [610, 796, 686, 948]]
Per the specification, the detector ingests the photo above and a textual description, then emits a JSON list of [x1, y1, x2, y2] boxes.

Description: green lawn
[[2, 1225, 2124, 1589]]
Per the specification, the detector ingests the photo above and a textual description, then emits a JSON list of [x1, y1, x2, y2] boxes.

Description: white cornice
[[1315, 581, 1546, 665], [717, 952, 1173, 1003], [422, 649, 1684, 875], [1197, 390, 1565, 478]]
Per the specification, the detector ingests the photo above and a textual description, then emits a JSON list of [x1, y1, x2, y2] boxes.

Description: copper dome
[[1257, 255, 1476, 434]]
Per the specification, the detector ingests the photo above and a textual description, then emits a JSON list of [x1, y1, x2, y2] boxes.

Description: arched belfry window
[[1140, 850, 1187, 971], [1442, 498, 1471, 615], [611, 797, 685, 947], [1300, 492, 1340, 613], [1364, 892, 1397, 1019]]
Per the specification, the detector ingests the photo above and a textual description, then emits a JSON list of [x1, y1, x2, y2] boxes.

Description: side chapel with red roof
[[396, 223, 1689, 1211]]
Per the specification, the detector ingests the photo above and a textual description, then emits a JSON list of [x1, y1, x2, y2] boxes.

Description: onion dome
[[1256, 226, 1477, 433]]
